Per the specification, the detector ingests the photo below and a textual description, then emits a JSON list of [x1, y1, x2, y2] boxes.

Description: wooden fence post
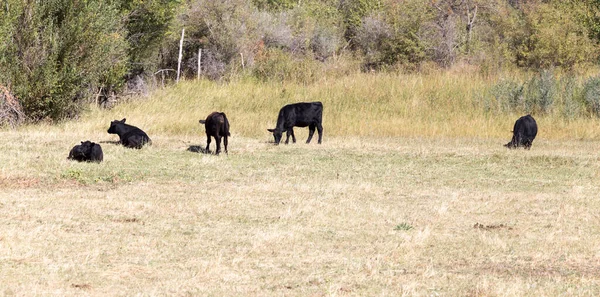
[[197, 48, 202, 80], [177, 28, 185, 83]]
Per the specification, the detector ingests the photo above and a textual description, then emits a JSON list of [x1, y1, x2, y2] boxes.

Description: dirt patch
[[0, 176, 41, 189]]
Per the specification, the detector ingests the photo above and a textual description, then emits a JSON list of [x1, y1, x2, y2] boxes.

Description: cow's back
[[121, 124, 151, 148], [204, 112, 230, 137], [516, 115, 537, 139], [281, 102, 322, 127]]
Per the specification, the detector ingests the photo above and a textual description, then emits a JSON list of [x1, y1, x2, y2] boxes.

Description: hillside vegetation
[[2, 0, 600, 122]]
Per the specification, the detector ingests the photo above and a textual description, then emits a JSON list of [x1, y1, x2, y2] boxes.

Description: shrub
[[0, 0, 128, 121], [354, 0, 431, 70], [0, 85, 24, 127], [167, 0, 263, 80], [558, 76, 582, 120], [525, 69, 556, 114], [582, 76, 600, 117], [252, 48, 322, 83], [491, 2, 598, 70], [488, 79, 525, 113], [120, 0, 179, 77]]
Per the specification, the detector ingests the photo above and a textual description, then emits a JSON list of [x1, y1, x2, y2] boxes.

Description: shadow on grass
[[187, 145, 209, 154], [98, 140, 121, 145]]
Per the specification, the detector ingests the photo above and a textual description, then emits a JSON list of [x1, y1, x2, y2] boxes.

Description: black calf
[[107, 118, 151, 149], [505, 114, 538, 150], [199, 112, 230, 155], [267, 102, 323, 145], [68, 141, 103, 163]]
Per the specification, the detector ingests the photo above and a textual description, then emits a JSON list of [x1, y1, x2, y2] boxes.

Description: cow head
[[267, 128, 282, 145], [504, 136, 518, 149], [107, 118, 126, 134]]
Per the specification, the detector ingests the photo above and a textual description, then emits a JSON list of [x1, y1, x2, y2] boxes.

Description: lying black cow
[[107, 118, 151, 149], [504, 114, 537, 149], [267, 102, 323, 145], [68, 141, 103, 163], [199, 112, 230, 155]]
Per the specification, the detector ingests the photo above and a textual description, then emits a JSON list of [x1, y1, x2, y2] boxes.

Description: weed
[[395, 222, 414, 231]]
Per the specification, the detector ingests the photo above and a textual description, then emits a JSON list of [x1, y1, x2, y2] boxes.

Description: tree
[[0, 0, 128, 120]]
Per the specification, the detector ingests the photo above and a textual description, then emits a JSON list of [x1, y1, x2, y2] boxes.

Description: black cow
[[68, 141, 103, 163], [199, 112, 230, 155], [267, 102, 323, 145], [107, 118, 151, 149], [504, 114, 538, 149]]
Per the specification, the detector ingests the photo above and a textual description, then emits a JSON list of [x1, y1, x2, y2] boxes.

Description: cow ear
[[267, 129, 275, 132], [121, 118, 126, 123]]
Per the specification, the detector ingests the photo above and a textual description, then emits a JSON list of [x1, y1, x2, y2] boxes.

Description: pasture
[[1, 72, 600, 295]]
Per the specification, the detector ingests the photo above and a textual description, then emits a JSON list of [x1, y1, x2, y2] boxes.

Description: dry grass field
[[2, 73, 600, 295]]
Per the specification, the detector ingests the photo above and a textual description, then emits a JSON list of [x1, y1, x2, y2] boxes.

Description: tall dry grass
[[50, 71, 600, 144]]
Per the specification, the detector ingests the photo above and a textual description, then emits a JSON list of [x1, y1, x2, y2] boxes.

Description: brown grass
[[1, 72, 600, 295], [1, 127, 599, 295]]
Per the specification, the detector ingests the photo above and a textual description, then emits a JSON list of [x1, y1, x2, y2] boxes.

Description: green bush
[[355, 0, 431, 70], [525, 70, 556, 114], [488, 79, 525, 113], [0, 0, 128, 121], [252, 48, 322, 83], [119, 0, 179, 76], [582, 76, 600, 117]]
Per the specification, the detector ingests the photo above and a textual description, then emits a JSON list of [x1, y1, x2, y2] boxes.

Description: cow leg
[[205, 135, 211, 153], [306, 124, 316, 143], [285, 129, 291, 144], [316, 123, 323, 144], [224, 136, 228, 154], [215, 135, 222, 155], [290, 128, 296, 143]]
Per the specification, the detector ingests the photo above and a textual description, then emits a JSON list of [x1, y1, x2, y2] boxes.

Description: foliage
[[168, 0, 262, 79], [525, 69, 556, 114], [0, 0, 128, 121], [394, 222, 414, 231], [355, 0, 432, 70], [338, 0, 382, 46], [582, 76, 600, 117], [119, 0, 180, 76], [252, 48, 322, 83], [3, 0, 600, 120], [252, 0, 298, 11], [490, 1, 598, 70]]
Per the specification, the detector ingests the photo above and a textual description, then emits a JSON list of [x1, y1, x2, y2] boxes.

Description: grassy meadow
[[2, 72, 600, 295]]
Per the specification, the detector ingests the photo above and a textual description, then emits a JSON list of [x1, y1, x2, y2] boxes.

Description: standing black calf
[[107, 118, 151, 149], [267, 102, 323, 145], [68, 141, 103, 163], [504, 114, 538, 150], [199, 112, 230, 155]]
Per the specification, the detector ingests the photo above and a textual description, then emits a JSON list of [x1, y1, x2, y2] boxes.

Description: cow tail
[[221, 112, 231, 136]]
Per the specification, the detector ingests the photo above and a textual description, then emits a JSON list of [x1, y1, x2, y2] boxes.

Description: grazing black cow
[[267, 102, 323, 145], [68, 141, 103, 163], [107, 118, 151, 149], [199, 112, 230, 155], [504, 114, 538, 150]]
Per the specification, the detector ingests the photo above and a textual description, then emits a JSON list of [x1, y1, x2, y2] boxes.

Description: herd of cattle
[[67, 101, 537, 163]]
